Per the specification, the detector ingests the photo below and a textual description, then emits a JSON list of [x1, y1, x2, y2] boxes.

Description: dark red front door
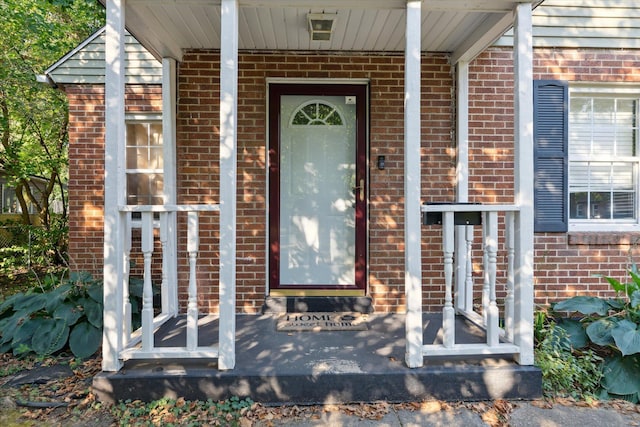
[[268, 84, 367, 294]]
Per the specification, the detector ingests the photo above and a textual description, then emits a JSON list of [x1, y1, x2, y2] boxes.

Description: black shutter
[[534, 80, 568, 232]]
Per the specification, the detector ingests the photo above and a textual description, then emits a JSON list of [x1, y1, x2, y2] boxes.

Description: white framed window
[[1, 181, 18, 214], [569, 86, 640, 231], [125, 115, 164, 206]]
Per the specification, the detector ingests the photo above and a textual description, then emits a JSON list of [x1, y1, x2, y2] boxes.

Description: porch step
[[93, 314, 541, 404], [262, 296, 373, 314]]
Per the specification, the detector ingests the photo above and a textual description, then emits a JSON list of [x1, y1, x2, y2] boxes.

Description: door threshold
[[269, 290, 365, 297], [263, 295, 373, 314]]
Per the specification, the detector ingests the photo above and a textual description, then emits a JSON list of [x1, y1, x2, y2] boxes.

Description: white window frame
[[569, 84, 640, 232], [125, 114, 163, 226]]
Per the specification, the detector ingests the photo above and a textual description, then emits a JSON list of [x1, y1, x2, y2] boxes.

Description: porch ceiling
[[111, 0, 539, 64]]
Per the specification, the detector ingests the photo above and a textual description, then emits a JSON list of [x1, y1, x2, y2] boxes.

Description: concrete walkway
[[252, 401, 640, 426]]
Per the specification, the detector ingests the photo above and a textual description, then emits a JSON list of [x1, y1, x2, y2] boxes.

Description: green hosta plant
[[0, 272, 103, 359], [552, 269, 640, 402]]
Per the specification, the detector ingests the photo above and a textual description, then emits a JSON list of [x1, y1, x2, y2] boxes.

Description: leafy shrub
[[0, 247, 30, 271], [550, 268, 640, 402], [534, 310, 602, 398], [0, 272, 103, 359], [0, 272, 157, 359]]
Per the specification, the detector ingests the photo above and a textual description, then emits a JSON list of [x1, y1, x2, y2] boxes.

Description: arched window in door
[[290, 100, 344, 126]]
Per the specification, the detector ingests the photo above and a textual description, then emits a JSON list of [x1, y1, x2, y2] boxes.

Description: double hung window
[[569, 87, 640, 230], [125, 116, 164, 206]]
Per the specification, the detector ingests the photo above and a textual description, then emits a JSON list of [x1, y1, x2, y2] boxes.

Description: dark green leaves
[[0, 274, 104, 358], [69, 322, 101, 359], [554, 296, 610, 316]]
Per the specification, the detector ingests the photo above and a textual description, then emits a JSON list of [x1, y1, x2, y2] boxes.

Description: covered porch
[[93, 313, 541, 403], [99, 0, 539, 400]]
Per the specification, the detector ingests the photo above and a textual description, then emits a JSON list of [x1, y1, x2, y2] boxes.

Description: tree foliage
[[0, 0, 104, 259]]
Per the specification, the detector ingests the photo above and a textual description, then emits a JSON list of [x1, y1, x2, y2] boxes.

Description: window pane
[[613, 192, 635, 219], [150, 123, 163, 145], [150, 147, 164, 169], [570, 192, 588, 219], [127, 173, 147, 205], [126, 123, 148, 146], [611, 162, 634, 190], [570, 98, 593, 157], [126, 148, 138, 169], [590, 192, 610, 219], [569, 162, 589, 190]]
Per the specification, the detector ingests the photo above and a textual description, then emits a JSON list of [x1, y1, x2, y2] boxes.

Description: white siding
[[496, 0, 640, 48], [45, 28, 162, 85]]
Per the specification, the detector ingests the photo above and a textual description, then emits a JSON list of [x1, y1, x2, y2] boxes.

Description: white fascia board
[[43, 26, 106, 77]]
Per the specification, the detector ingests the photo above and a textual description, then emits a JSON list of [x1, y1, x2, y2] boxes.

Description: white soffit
[[113, 0, 533, 62]]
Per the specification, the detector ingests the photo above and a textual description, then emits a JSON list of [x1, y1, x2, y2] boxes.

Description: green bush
[[0, 247, 30, 271], [548, 268, 640, 402], [0, 272, 102, 358], [0, 273, 154, 359], [534, 311, 602, 398]]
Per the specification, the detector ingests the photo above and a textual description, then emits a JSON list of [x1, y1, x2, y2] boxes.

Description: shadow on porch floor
[[92, 314, 541, 404]]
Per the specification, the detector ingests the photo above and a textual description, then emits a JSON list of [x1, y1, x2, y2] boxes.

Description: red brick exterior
[[66, 85, 163, 276], [472, 47, 640, 305], [65, 48, 640, 314]]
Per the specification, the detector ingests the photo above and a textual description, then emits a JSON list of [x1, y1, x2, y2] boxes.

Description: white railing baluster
[[420, 204, 521, 360], [486, 211, 499, 346], [167, 211, 178, 316], [455, 226, 466, 312], [186, 211, 199, 351], [160, 213, 170, 315], [117, 204, 221, 363], [482, 212, 490, 325], [464, 225, 474, 313], [505, 211, 515, 342], [442, 211, 455, 348], [122, 213, 132, 346], [141, 211, 155, 351]]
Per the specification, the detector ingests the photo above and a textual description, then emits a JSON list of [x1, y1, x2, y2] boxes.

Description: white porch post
[[455, 61, 470, 312], [218, 0, 238, 370], [162, 58, 178, 316], [513, 3, 535, 365], [103, 0, 126, 372], [404, 0, 423, 369]]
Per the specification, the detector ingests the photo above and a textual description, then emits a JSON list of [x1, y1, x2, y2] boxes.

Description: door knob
[[351, 179, 365, 202]]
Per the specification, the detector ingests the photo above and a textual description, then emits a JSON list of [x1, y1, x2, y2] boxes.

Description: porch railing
[[420, 204, 520, 357], [117, 204, 220, 360]]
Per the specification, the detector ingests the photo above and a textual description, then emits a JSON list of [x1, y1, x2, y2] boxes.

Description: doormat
[[276, 312, 368, 332]]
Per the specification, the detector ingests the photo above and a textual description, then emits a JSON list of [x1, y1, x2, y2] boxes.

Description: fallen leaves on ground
[[2, 352, 640, 426]]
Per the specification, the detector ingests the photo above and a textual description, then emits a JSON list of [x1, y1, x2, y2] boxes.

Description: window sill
[[568, 232, 640, 246]]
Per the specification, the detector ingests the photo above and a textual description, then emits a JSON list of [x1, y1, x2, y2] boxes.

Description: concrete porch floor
[[92, 313, 541, 404]]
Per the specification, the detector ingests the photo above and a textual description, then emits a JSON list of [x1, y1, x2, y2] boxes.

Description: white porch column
[[218, 0, 238, 370], [455, 61, 470, 312], [162, 58, 178, 316], [513, 3, 535, 365], [455, 61, 469, 204], [103, 0, 126, 372], [404, 0, 423, 369]]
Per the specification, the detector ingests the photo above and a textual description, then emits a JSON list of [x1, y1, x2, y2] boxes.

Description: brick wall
[[471, 47, 640, 306], [66, 85, 162, 277], [67, 47, 640, 314], [176, 50, 453, 313]]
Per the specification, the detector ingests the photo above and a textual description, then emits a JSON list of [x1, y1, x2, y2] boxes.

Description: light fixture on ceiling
[[308, 13, 336, 42]]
